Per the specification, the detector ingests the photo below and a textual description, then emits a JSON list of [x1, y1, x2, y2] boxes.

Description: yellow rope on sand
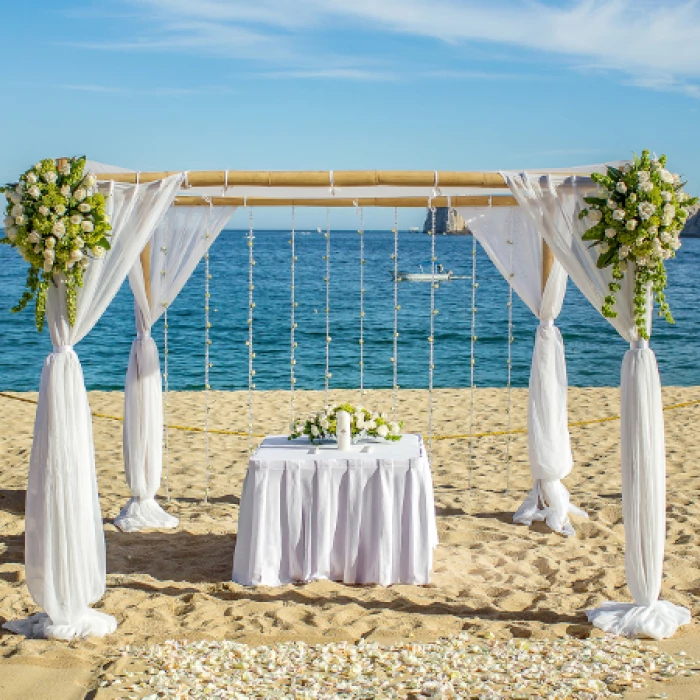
[[1, 391, 699, 442]]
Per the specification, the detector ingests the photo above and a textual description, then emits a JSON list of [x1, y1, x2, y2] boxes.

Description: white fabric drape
[[458, 206, 585, 536], [503, 171, 690, 639], [116, 205, 236, 531], [3, 174, 182, 640]]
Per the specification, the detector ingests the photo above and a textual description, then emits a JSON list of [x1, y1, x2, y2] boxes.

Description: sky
[[2, 0, 699, 228]]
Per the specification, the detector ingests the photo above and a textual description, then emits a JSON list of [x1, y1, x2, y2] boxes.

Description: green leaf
[[596, 248, 616, 269], [582, 228, 604, 241]]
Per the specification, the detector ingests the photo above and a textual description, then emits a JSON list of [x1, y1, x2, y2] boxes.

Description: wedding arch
[[1, 157, 693, 642]]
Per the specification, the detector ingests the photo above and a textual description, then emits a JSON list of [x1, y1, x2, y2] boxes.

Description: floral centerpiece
[[289, 403, 403, 444], [1, 156, 112, 331], [579, 150, 697, 339]]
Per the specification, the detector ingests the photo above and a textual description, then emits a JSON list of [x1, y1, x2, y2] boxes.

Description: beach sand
[[1, 386, 699, 698]]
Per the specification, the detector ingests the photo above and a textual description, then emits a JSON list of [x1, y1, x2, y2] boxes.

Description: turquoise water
[[1, 231, 699, 391]]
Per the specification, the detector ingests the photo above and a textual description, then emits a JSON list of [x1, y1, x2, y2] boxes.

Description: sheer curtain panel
[[117, 205, 237, 531], [3, 174, 182, 640], [503, 171, 690, 639], [458, 205, 585, 536]]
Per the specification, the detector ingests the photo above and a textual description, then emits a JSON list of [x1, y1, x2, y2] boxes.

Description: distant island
[[424, 204, 700, 237]]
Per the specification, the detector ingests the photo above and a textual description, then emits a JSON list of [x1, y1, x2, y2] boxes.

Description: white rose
[[628, 192, 637, 203], [6, 227, 17, 241], [678, 192, 689, 203], [4, 190, 12, 201], [662, 214, 673, 227], [70, 249, 83, 261], [78, 203, 91, 213], [663, 204, 676, 218], [673, 173, 681, 185], [639, 181, 654, 194], [70, 214, 82, 225], [625, 219, 638, 231], [33, 244, 41, 253], [604, 228, 616, 239], [619, 245, 630, 259], [38, 206, 49, 216], [103, 214, 110, 225], [80, 257, 89, 268], [15, 184, 23, 193], [389, 422, 400, 434], [45, 236, 55, 249], [80, 220, 94, 233], [14, 214, 26, 225], [28, 185, 41, 199], [636, 255, 648, 267], [61, 163, 71, 176], [638, 202, 656, 221], [3, 216, 14, 228], [606, 199, 617, 210], [74, 236, 84, 248], [377, 424, 389, 438], [661, 232, 672, 244], [672, 238, 682, 250], [11, 203, 23, 217], [612, 209, 625, 221], [27, 172, 38, 184], [43, 260, 53, 272], [44, 171, 57, 184], [52, 221, 65, 236], [661, 191, 672, 203], [600, 241, 609, 253], [55, 204, 66, 215], [43, 248, 55, 260], [84, 173, 97, 187], [648, 225, 658, 236], [92, 246, 105, 258], [365, 420, 377, 430], [28, 231, 40, 243], [616, 181, 627, 194], [310, 425, 319, 437], [74, 188, 87, 201], [658, 168, 674, 185], [588, 209, 603, 223], [60, 185, 71, 197], [638, 170, 650, 182], [9, 192, 20, 204]]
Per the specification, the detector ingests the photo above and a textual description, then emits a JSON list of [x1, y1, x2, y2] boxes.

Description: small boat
[[393, 263, 453, 282], [316, 227, 322, 234], [408, 226, 420, 233]]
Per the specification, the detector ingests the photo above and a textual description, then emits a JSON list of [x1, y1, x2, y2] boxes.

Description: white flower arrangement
[[579, 150, 697, 339], [2, 156, 112, 331], [289, 403, 403, 444]]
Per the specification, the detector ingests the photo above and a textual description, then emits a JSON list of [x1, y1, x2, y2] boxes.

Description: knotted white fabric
[[458, 205, 585, 536], [2, 174, 182, 640], [503, 171, 690, 639], [116, 205, 236, 532]]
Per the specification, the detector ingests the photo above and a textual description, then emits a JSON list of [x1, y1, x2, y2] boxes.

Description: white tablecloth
[[232, 434, 438, 587]]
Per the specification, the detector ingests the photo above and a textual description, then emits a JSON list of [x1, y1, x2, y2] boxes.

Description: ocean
[[1, 230, 698, 392]]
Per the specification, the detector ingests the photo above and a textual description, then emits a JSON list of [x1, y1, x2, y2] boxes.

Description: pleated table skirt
[[232, 434, 438, 587]]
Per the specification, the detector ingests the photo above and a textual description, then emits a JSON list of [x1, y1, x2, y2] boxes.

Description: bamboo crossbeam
[[97, 170, 510, 189], [173, 195, 518, 208]]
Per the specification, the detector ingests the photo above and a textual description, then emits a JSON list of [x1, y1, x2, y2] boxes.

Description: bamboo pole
[[96, 169, 510, 189], [140, 243, 151, 305], [173, 195, 518, 208], [542, 238, 555, 292]]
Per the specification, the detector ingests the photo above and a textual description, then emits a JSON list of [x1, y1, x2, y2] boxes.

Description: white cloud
[[77, 0, 700, 93]]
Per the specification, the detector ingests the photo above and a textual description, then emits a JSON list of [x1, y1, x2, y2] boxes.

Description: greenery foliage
[[1, 156, 112, 331], [579, 150, 697, 340]]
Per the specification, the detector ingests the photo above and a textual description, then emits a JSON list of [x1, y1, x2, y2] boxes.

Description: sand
[[0, 386, 699, 698]]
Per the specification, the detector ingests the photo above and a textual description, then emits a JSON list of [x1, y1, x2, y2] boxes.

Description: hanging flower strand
[[579, 150, 697, 339], [1, 156, 112, 332]]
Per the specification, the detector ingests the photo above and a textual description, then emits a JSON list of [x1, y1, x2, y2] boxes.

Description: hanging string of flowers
[[579, 150, 697, 339], [1, 156, 112, 331]]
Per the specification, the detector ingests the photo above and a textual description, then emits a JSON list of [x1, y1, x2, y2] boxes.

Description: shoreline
[[1, 387, 699, 698]]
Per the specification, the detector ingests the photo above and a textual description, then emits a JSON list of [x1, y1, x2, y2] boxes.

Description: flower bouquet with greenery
[[289, 403, 403, 444], [579, 150, 697, 339], [1, 156, 112, 331]]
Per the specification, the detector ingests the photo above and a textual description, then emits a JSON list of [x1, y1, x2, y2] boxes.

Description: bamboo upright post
[[542, 239, 555, 292], [140, 244, 151, 305]]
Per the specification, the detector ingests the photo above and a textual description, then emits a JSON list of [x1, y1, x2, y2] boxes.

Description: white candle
[[336, 410, 351, 450]]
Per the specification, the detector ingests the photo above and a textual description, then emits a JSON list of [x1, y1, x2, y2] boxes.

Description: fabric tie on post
[[2, 172, 183, 641], [116, 203, 237, 532]]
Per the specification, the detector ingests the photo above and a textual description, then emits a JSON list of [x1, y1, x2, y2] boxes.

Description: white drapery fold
[[459, 205, 585, 536], [116, 205, 237, 532], [3, 174, 182, 640], [502, 171, 690, 639]]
